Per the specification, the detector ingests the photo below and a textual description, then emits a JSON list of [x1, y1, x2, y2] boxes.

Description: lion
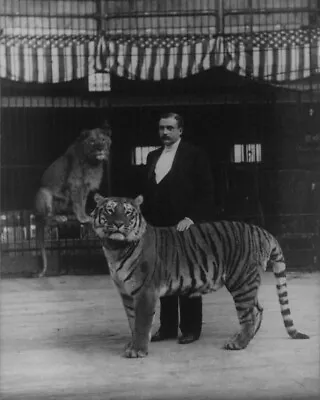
[[34, 122, 112, 277]]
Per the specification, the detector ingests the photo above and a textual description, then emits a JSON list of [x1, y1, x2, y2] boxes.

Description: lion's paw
[[77, 215, 93, 225], [54, 215, 68, 223], [123, 342, 148, 358]]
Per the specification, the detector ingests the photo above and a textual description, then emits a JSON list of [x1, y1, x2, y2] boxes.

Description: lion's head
[[80, 121, 112, 164], [91, 195, 146, 242]]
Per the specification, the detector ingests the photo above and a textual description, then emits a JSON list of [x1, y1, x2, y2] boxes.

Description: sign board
[[88, 72, 111, 92]]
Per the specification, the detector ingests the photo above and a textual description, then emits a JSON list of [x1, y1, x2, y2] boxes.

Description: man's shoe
[[151, 330, 177, 342], [178, 333, 200, 344]]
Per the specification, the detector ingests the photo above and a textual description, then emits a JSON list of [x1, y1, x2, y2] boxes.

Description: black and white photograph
[[0, 1, 319, 399]]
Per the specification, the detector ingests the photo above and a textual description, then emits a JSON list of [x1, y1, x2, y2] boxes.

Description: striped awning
[[95, 28, 320, 85], [224, 28, 320, 83], [95, 34, 227, 80], [1, 28, 319, 85], [0, 34, 95, 83]]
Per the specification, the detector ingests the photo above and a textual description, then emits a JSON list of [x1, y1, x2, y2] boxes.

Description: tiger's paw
[[224, 306, 263, 350], [123, 342, 148, 358], [223, 332, 251, 350]]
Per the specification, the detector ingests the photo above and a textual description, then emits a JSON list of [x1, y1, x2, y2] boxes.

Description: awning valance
[[0, 34, 95, 83], [95, 34, 227, 80], [224, 28, 320, 83], [95, 28, 320, 86], [1, 28, 319, 86]]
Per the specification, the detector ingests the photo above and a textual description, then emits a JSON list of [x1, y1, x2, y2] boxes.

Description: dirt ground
[[0, 271, 319, 400]]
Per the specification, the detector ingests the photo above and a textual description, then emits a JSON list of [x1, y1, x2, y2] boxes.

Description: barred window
[[232, 144, 262, 163], [132, 146, 159, 165]]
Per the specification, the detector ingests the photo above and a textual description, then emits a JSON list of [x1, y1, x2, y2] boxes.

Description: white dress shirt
[[154, 138, 181, 184]]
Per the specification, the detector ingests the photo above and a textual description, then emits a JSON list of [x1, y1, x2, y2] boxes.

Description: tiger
[[91, 194, 309, 358]]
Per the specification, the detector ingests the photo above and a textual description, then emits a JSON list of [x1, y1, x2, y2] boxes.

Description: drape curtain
[[0, 34, 95, 83], [1, 28, 319, 88], [94, 28, 320, 88]]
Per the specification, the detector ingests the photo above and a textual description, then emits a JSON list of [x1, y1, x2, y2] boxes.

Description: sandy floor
[[0, 272, 319, 400]]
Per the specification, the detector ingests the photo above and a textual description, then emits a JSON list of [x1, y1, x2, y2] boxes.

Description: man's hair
[[159, 112, 184, 129]]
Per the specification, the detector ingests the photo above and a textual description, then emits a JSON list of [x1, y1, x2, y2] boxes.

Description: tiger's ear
[[134, 195, 144, 207], [94, 193, 106, 205]]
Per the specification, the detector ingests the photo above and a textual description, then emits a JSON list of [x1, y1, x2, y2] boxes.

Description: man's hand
[[176, 217, 194, 231]]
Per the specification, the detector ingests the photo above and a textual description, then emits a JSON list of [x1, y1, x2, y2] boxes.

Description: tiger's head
[[91, 194, 146, 242], [79, 121, 112, 164]]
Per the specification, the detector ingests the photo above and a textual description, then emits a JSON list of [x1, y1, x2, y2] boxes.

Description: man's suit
[[142, 140, 215, 338]]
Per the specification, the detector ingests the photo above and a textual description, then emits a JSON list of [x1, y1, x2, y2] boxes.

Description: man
[[141, 112, 215, 345]]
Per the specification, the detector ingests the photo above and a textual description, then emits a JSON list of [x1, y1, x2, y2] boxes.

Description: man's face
[[159, 117, 182, 146]]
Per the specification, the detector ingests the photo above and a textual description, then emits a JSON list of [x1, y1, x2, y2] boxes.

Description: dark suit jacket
[[141, 141, 215, 227]]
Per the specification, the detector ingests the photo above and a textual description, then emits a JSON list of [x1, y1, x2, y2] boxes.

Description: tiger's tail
[[268, 235, 309, 340]]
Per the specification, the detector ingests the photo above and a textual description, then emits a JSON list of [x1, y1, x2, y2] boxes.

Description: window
[[132, 146, 160, 165], [232, 144, 262, 163]]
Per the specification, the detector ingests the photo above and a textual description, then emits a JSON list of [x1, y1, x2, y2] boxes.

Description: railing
[[0, 211, 101, 257], [1, 210, 318, 271], [1, 209, 319, 251]]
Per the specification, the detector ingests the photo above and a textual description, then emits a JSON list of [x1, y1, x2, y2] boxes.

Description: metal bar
[[0, 165, 46, 169], [105, 92, 320, 107], [308, 0, 315, 104], [246, 0, 253, 33], [101, 10, 218, 20], [1, 12, 99, 19], [0, 97, 111, 108], [223, 7, 314, 16], [217, 0, 224, 34], [1, 7, 313, 19], [95, 0, 103, 32]]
